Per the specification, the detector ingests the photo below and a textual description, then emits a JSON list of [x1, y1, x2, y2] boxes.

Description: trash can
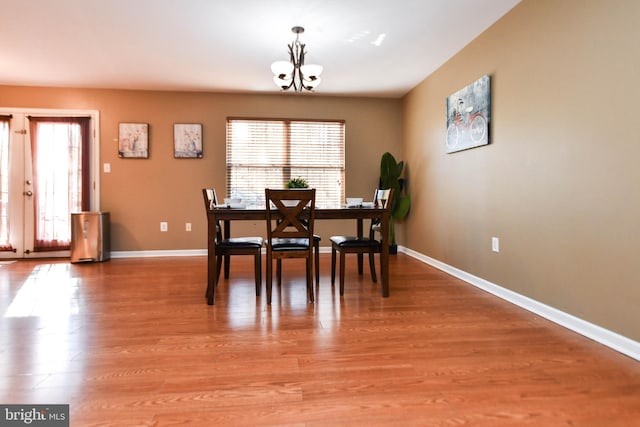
[[70, 211, 110, 263]]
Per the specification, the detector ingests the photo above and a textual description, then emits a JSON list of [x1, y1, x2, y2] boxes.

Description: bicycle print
[[445, 75, 491, 153]]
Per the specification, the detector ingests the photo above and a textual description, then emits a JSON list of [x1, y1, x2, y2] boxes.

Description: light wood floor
[[1, 254, 639, 426]]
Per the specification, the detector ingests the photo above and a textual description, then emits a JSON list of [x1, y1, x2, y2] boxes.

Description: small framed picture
[[118, 123, 149, 158], [174, 123, 203, 158]]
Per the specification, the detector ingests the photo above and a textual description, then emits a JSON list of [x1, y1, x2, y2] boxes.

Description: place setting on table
[[216, 197, 247, 209]]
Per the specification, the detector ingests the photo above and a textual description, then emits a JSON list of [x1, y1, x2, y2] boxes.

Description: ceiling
[[0, 0, 520, 98]]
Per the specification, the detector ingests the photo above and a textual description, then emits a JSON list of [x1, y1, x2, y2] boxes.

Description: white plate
[[214, 203, 246, 209]]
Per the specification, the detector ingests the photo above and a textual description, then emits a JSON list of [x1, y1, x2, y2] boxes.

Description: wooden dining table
[[205, 204, 391, 305]]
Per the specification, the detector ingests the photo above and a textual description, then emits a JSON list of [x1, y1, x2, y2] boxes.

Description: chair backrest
[[202, 188, 224, 241], [265, 188, 316, 243], [370, 188, 394, 238], [202, 188, 218, 211], [373, 188, 392, 210]]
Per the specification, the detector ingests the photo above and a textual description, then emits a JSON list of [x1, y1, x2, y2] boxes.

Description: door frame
[[0, 107, 101, 258]]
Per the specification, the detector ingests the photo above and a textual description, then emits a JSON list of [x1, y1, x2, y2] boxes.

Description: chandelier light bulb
[[273, 76, 293, 89], [304, 77, 321, 89], [271, 61, 294, 78], [300, 64, 323, 81]]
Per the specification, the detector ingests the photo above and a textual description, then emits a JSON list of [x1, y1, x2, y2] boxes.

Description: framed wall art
[[118, 123, 149, 158], [445, 74, 491, 154], [173, 123, 203, 158]]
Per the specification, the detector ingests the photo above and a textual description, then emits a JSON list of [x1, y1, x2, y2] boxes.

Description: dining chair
[[202, 188, 264, 301], [264, 188, 316, 304], [329, 188, 393, 295]]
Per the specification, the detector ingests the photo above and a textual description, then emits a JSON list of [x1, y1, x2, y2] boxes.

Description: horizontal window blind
[[227, 119, 345, 206]]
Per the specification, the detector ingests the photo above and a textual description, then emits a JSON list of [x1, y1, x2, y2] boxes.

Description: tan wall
[[0, 87, 402, 251], [403, 0, 640, 341]]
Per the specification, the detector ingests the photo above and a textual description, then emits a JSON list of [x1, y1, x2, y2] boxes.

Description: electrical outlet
[[160, 222, 168, 232], [492, 237, 500, 253], [185, 222, 191, 232]]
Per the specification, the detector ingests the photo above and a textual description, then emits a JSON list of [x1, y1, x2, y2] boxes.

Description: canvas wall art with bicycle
[[446, 74, 491, 153]]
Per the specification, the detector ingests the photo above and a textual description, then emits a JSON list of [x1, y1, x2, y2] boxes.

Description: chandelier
[[271, 26, 323, 92]]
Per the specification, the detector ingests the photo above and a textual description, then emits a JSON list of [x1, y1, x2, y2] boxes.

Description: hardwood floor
[[1, 255, 639, 426]]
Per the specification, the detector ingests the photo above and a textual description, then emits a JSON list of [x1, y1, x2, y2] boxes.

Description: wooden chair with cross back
[[264, 188, 316, 305]]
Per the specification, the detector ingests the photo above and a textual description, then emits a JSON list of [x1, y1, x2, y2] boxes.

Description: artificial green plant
[[379, 151, 411, 248]]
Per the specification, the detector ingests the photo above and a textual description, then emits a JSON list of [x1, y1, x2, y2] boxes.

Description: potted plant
[[286, 177, 309, 188], [379, 152, 411, 253]]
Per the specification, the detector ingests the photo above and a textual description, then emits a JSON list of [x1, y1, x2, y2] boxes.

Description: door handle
[[23, 190, 33, 197]]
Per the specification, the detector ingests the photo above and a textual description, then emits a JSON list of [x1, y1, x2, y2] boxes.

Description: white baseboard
[[398, 246, 640, 362], [111, 249, 207, 258]]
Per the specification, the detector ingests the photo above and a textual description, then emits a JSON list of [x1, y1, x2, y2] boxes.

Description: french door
[[0, 109, 100, 259]]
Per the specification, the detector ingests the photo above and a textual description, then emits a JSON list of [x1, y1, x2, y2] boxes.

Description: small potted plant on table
[[286, 177, 309, 189]]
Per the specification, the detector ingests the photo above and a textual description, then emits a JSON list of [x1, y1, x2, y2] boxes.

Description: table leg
[[357, 218, 363, 274], [223, 220, 231, 278], [380, 210, 390, 297], [206, 215, 218, 305]]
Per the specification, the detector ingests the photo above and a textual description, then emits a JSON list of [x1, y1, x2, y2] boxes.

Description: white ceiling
[[0, 0, 520, 98]]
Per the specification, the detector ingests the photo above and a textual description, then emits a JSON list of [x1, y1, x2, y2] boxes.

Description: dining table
[[205, 203, 391, 305]]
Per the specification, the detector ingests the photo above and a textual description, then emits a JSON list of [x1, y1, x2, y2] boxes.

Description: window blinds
[[226, 119, 345, 206]]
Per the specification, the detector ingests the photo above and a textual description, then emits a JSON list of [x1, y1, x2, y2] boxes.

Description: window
[[226, 118, 345, 206]]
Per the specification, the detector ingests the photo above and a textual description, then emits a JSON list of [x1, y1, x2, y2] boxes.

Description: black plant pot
[[389, 244, 398, 255]]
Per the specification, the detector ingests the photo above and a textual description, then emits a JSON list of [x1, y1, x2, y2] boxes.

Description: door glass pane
[[0, 119, 10, 250], [32, 122, 83, 250]]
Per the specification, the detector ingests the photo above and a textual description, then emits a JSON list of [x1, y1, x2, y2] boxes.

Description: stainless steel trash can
[[70, 211, 110, 263]]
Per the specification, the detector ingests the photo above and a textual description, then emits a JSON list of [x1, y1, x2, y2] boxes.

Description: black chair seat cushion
[[271, 238, 310, 251], [330, 235, 380, 248], [219, 237, 263, 249]]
